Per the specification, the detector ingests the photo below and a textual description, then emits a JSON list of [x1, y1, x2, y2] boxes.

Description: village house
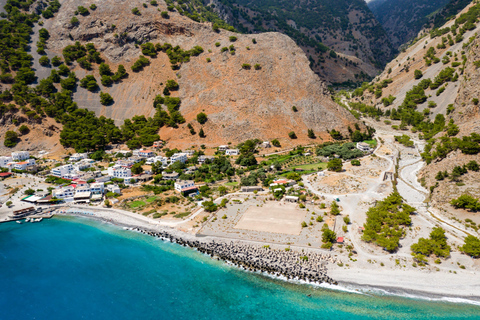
[[107, 166, 132, 179], [0, 156, 12, 168], [146, 156, 168, 166], [138, 149, 155, 158], [13, 159, 36, 171], [69, 153, 88, 162], [226, 149, 239, 156], [152, 141, 164, 149], [51, 164, 74, 178], [106, 184, 121, 194], [52, 186, 75, 200], [90, 182, 105, 195], [218, 145, 228, 152], [241, 186, 263, 192], [170, 153, 187, 164], [262, 141, 271, 148], [285, 195, 299, 203], [73, 159, 93, 171], [198, 155, 214, 164], [11, 151, 29, 161], [162, 172, 179, 180], [356, 142, 372, 152], [174, 180, 198, 196]]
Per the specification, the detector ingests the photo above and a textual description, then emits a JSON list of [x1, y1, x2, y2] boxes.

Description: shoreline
[[48, 210, 480, 304]]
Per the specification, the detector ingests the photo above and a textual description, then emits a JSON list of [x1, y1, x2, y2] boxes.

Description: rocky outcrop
[[42, 0, 361, 148]]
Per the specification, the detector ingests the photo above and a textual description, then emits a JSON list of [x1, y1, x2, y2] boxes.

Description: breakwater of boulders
[[131, 228, 338, 285]]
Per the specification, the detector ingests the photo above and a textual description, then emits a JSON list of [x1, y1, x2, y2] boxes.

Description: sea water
[[1, 216, 479, 320]]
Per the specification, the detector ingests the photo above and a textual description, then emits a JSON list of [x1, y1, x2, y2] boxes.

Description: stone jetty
[[132, 228, 337, 285]]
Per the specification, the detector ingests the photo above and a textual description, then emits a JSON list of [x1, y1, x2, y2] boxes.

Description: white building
[[356, 142, 372, 152], [13, 159, 36, 171], [174, 180, 197, 193], [170, 153, 187, 164], [146, 156, 168, 166], [69, 153, 88, 162], [106, 184, 121, 194], [138, 149, 155, 158], [90, 182, 104, 195], [226, 149, 239, 156], [12, 151, 29, 161], [51, 164, 74, 178], [73, 159, 92, 171], [107, 166, 132, 179], [218, 145, 228, 152], [262, 141, 271, 148], [52, 186, 75, 199], [0, 156, 12, 168]]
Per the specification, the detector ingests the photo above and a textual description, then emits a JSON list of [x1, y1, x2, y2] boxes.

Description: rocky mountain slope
[[346, 1, 480, 211], [206, 0, 396, 85], [18, 0, 361, 150], [368, 0, 450, 48]]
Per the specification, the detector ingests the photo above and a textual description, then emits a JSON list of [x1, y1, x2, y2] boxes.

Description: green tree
[[271, 139, 281, 147], [199, 128, 205, 138], [19, 125, 29, 135], [100, 92, 114, 105], [327, 158, 343, 172], [196, 112, 207, 124], [307, 129, 316, 139], [330, 201, 340, 215], [131, 163, 144, 175], [39, 56, 50, 66], [288, 131, 297, 139], [414, 69, 423, 79], [4, 131, 18, 147], [321, 224, 337, 246], [461, 235, 480, 258]]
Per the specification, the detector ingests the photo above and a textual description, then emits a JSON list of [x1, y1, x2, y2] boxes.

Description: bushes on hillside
[[411, 227, 451, 260], [131, 55, 150, 72], [450, 194, 480, 211]]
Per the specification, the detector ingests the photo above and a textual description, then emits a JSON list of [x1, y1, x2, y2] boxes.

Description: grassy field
[[363, 139, 377, 147], [129, 200, 146, 208], [290, 162, 327, 171], [146, 196, 158, 203], [225, 181, 239, 186]]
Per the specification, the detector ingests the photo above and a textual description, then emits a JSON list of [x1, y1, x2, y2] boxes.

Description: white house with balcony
[[51, 164, 74, 178], [69, 153, 88, 162], [226, 149, 239, 156], [0, 156, 12, 168], [13, 159, 36, 171], [146, 156, 168, 166], [73, 159, 92, 171], [107, 165, 132, 179], [356, 142, 372, 152], [170, 153, 187, 164], [106, 184, 121, 194], [52, 186, 75, 199], [138, 149, 155, 158], [12, 151, 29, 161], [174, 180, 198, 195]]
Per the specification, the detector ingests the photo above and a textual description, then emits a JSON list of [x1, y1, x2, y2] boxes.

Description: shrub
[[199, 128, 205, 138], [229, 36, 237, 42], [473, 98, 479, 105], [215, 42, 220, 47], [4, 131, 19, 147], [39, 56, 50, 66], [150, 0, 157, 5], [212, 23, 219, 32], [271, 139, 281, 147], [99, 92, 113, 105], [288, 131, 297, 139], [161, 11, 169, 18], [450, 194, 480, 211], [414, 69, 423, 79], [132, 7, 140, 15], [327, 158, 342, 172], [241, 63, 251, 69], [131, 55, 150, 72], [436, 86, 446, 96], [252, 38, 256, 44], [330, 201, 340, 215], [292, 106, 298, 112], [307, 129, 315, 139], [101, 75, 113, 86], [165, 79, 179, 90], [90, 4, 97, 10], [70, 16, 79, 26], [196, 112, 207, 124], [51, 56, 62, 66], [79, 75, 98, 91], [254, 64, 261, 70], [77, 6, 89, 15], [19, 125, 29, 135], [461, 235, 480, 258], [351, 159, 360, 166]]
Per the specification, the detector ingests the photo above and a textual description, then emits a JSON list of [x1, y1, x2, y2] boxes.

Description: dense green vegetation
[[316, 142, 365, 160], [411, 227, 451, 262], [450, 194, 480, 211], [421, 133, 480, 164], [362, 193, 415, 252], [461, 235, 480, 258]]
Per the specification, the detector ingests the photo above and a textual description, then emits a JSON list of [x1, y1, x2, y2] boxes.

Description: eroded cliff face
[[42, 0, 360, 148], [452, 34, 480, 131]]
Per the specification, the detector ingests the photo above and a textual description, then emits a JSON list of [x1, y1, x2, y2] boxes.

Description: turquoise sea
[[1, 216, 479, 320]]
